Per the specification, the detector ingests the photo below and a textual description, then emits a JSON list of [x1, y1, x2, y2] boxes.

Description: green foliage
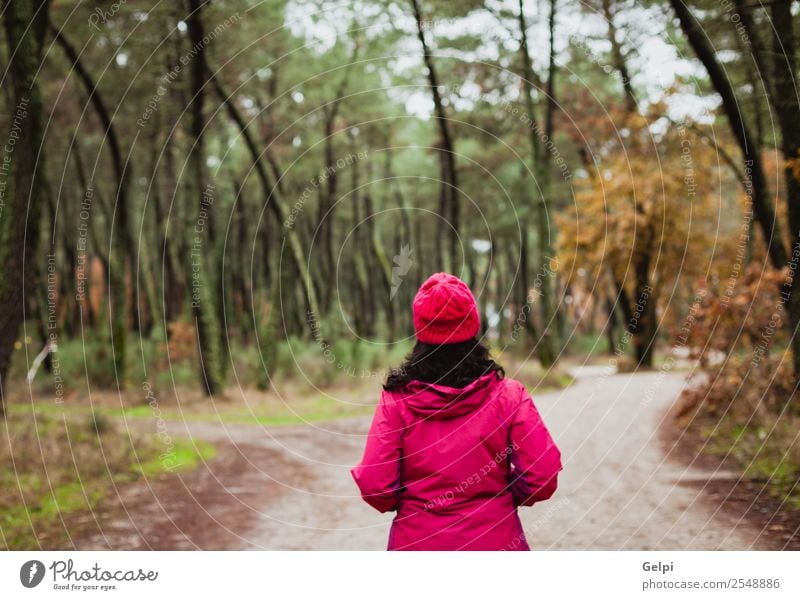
[[88, 410, 111, 435], [566, 332, 611, 357], [270, 336, 412, 387], [0, 408, 215, 549], [677, 354, 800, 508], [132, 439, 216, 477]]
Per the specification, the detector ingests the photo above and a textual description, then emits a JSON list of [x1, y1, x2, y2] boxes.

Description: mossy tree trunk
[[0, 0, 49, 417], [185, 0, 226, 395], [516, 0, 559, 367]]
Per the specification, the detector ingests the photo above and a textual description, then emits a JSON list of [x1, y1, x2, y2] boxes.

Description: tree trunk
[[384, 140, 415, 333], [209, 72, 325, 344], [365, 183, 396, 340], [185, 0, 226, 395], [231, 178, 253, 338], [156, 129, 184, 325], [631, 221, 656, 368], [601, 0, 637, 114], [318, 41, 360, 312], [480, 238, 496, 339], [517, 0, 559, 367], [71, 137, 101, 328], [50, 21, 135, 383], [519, 225, 548, 361], [669, 0, 788, 269], [410, 0, 459, 272], [0, 0, 49, 416], [768, 0, 800, 378]]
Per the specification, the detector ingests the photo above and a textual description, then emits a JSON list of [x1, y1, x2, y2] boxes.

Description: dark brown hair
[[384, 338, 504, 391]]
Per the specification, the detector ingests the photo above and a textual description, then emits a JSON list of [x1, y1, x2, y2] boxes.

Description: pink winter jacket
[[351, 373, 562, 550]]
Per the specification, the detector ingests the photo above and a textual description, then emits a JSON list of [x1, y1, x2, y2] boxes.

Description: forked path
[[78, 369, 774, 550]]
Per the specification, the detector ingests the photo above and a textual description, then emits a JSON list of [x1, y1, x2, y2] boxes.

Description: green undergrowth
[[677, 355, 800, 510], [0, 409, 215, 549]]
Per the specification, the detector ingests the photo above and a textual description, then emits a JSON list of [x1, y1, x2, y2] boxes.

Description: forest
[[0, 0, 798, 550]]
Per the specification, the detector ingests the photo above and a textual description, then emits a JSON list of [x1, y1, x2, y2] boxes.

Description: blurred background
[[0, 0, 798, 550]]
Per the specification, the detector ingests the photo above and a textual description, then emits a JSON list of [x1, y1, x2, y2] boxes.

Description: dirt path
[[76, 368, 777, 550]]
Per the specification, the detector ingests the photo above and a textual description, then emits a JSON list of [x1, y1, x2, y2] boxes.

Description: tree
[[668, 0, 788, 269], [317, 34, 360, 312], [410, 0, 459, 272], [49, 22, 136, 382], [558, 109, 718, 367], [185, 0, 226, 395], [671, 0, 800, 377], [515, 0, 561, 366], [0, 0, 49, 416], [768, 0, 800, 376], [601, 0, 637, 114], [209, 72, 324, 338]]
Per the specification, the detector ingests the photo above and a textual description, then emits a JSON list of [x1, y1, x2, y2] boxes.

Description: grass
[[678, 355, 800, 511], [8, 382, 379, 428], [133, 439, 216, 477], [565, 332, 611, 358], [700, 416, 800, 510], [493, 348, 575, 394], [1, 331, 578, 549], [0, 408, 215, 549], [10, 327, 417, 393], [112, 396, 375, 428]]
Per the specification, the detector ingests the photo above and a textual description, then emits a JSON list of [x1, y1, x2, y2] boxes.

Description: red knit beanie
[[413, 272, 480, 344]]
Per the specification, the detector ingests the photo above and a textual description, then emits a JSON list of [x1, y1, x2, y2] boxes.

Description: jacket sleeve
[[507, 385, 563, 507], [351, 391, 405, 512]]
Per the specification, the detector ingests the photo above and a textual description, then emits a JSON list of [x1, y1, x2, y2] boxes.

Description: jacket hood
[[399, 373, 502, 419]]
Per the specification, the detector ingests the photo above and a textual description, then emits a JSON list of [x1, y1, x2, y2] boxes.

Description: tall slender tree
[[0, 0, 50, 416], [50, 23, 136, 382], [516, 0, 560, 367], [668, 0, 788, 269], [185, 0, 226, 395], [410, 0, 459, 272]]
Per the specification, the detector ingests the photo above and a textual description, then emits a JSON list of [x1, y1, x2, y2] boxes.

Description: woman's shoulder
[[497, 375, 526, 393], [493, 376, 531, 409]]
